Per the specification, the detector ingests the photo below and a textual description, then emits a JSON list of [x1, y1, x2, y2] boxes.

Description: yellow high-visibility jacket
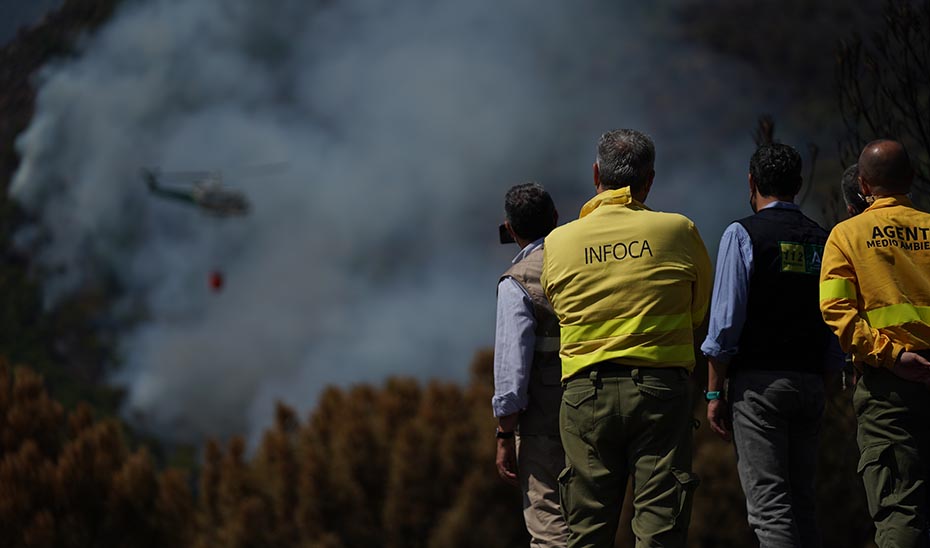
[[541, 187, 712, 380], [819, 195, 930, 368]]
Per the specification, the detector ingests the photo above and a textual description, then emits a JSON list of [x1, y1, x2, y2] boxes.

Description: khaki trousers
[[518, 434, 570, 547]]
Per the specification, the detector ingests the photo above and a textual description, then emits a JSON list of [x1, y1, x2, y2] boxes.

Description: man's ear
[[748, 172, 756, 194], [593, 162, 600, 189], [858, 175, 871, 197], [641, 174, 654, 201]]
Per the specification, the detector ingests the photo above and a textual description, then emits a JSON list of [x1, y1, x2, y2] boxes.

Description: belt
[[565, 362, 687, 383]]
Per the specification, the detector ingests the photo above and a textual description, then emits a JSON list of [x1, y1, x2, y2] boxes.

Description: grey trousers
[[517, 434, 569, 548], [730, 370, 825, 548]]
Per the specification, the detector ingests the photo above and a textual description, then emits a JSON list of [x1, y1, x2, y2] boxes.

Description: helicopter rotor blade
[[157, 170, 221, 183], [227, 161, 290, 180]]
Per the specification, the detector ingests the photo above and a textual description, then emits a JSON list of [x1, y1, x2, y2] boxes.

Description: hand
[[892, 351, 930, 387], [495, 438, 518, 486], [707, 399, 732, 441]]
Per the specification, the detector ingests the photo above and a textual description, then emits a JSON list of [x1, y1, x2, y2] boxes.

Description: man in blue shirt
[[702, 144, 842, 548], [492, 182, 567, 547]]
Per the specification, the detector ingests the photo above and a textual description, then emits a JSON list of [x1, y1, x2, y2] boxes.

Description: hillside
[[0, 0, 121, 411]]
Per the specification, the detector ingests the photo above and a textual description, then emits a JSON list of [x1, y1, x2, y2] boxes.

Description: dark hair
[[504, 182, 556, 242], [749, 143, 802, 197], [596, 129, 655, 191], [841, 164, 868, 215]]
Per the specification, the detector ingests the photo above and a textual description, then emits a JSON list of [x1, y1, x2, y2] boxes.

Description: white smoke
[[10, 0, 780, 443]]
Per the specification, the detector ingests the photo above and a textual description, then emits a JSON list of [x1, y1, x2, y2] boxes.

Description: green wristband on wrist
[[704, 390, 723, 402]]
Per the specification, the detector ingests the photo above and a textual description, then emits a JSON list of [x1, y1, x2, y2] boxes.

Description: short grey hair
[[596, 129, 655, 191]]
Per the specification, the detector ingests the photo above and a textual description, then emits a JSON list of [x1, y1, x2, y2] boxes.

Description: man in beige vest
[[493, 182, 567, 547]]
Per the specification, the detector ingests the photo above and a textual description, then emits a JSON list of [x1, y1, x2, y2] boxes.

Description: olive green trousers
[[558, 366, 698, 548], [855, 366, 930, 548]]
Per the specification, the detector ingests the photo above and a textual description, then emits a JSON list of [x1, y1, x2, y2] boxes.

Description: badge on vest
[[778, 241, 825, 275]]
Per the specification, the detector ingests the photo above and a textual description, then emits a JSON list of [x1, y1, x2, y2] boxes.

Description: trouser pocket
[[671, 468, 701, 527], [854, 441, 930, 547], [560, 384, 596, 436], [633, 368, 689, 400], [557, 465, 573, 524], [858, 442, 893, 519]]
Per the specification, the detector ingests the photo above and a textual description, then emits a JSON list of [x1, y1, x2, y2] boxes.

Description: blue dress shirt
[[701, 202, 843, 370], [492, 237, 545, 418]]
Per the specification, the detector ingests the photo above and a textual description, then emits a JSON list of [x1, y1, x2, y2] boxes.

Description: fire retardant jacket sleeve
[[689, 221, 714, 329], [819, 232, 905, 369]]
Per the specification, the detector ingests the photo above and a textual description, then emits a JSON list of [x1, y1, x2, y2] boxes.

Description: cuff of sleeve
[[883, 343, 908, 369], [492, 394, 525, 418], [700, 341, 734, 365]]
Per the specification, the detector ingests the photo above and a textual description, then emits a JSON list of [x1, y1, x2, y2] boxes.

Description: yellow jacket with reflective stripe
[[819, 195, 930, 368], [541, 187, 713, 379]]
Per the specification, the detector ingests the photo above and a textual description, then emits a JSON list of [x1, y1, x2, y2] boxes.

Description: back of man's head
[[858, 139, 913, 195], [841, 163, 868, 216], [505, 182, 557, 241], [596, 129, 655, 192], [749, 143, 803, 198]]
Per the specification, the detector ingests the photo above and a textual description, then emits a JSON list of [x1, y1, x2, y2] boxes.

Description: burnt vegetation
[[836, 1, 930, 196], [0, 353, 529, 548], [0, 351, 874, 548]]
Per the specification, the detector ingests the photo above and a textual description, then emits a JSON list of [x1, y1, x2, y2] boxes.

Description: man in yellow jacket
[[819, 139, 930, 547], [542, 129, 712, 547]]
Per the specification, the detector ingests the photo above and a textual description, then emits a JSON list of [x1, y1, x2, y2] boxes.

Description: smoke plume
[[11, 0, 781, 443]]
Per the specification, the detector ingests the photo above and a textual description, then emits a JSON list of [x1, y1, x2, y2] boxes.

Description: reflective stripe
[[561, 343, 695, 379], [865, 304, 930, 329], [534, 336, 561, 353], [820, 278, 857, 301], [560, 313, 691, 345]]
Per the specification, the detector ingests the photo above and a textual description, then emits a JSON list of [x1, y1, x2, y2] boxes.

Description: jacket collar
[[579, 186, 650, 218], [866, 195, 913, 211], [512, 237, 545, 265]]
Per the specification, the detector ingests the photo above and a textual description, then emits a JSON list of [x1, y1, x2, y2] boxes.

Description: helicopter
[[142, 166, 255, 293], [141, 167, 250, 217]]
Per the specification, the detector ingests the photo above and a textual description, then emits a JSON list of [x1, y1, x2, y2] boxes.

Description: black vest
[[731, 207, 831, 373]]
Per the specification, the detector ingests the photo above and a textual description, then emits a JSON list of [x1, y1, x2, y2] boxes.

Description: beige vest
[[501, 247, 562, 436]]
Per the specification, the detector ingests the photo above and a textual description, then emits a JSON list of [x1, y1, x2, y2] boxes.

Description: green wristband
[[704, 390, 723, 402]]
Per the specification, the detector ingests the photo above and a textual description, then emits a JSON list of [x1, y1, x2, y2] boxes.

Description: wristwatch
[[704, 390, 724, 402], [495, 428, 515, 440]]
